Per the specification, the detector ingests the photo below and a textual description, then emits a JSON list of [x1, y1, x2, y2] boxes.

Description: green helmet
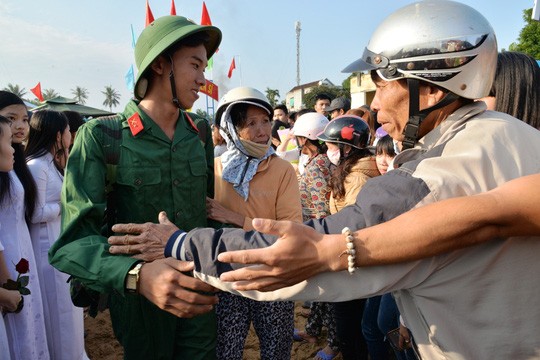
[[134, 15, 222, 99]]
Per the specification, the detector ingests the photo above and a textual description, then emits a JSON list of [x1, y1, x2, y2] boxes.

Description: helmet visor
[[343, 34, 487, 76]]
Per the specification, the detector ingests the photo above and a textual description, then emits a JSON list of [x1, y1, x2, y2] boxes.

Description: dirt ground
[[84, 302, 343, 360]]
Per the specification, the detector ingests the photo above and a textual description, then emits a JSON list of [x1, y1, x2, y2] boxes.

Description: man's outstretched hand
[[109, 211, 177, 261], [217, 218, 342, 292]]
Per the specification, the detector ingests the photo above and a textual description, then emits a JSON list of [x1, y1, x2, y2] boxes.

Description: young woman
[[25, 110, 88, 360], [0, 114, 23, 360], [318, 115, 379, 360], [206, 87, 302, 360], [375, 135, 397, 175], [0, 91, 49, 360], [290, 112, 340, 360]]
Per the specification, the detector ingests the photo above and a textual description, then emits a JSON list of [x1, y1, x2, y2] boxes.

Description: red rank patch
[[128, 113, 144, 136]]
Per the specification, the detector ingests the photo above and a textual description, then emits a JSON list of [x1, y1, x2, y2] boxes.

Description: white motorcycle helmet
[[343, 0, 497, 148], [292, 112, 329, 140], [215, 87, 272, 125]]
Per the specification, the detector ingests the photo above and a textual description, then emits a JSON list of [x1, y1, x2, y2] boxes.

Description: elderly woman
[[108, 87, 301, 359], [206, 87, 302, 360]]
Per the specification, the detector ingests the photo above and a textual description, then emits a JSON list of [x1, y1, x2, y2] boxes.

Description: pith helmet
[[134, 15, 222, 99]]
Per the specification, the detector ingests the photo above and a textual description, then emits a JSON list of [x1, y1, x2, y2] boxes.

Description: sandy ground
[[84, 302, 343, 360]]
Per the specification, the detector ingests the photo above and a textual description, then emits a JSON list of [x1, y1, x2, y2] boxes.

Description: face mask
[[327, 148, 341, 166], [239, 138, 271, 159], [298, 153, 310, 175]]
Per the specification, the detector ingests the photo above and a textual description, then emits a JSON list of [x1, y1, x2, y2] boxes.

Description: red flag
[[227, 58, 236, 79], [30, 82, 44, 102], [201, 2, 212, 25], [145, 0, 154, 27], [170, 0, 176, 15], [200, 79, 219, 101]]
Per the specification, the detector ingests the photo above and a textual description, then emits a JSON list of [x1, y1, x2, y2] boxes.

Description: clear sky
[[0, 0, 535, 113]]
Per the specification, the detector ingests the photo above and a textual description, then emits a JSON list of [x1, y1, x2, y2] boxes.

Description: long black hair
[[329, 147, 372, 201], [26, 110, 69, 174], [489, 52, 540, 130], [0, 91, 37, 222]]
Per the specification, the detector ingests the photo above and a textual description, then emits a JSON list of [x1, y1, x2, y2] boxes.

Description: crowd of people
[[0, 92, 88, 359], [1, 0, 540, 359]]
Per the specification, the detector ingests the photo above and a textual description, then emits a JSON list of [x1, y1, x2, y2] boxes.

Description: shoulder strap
[[95, 114, 125, 185], [96, 114, 124, 161]]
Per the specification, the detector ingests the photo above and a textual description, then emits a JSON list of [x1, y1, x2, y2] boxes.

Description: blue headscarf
[[219, 100, 275, 200]]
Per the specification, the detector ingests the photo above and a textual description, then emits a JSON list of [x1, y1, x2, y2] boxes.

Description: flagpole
[[237, 55, 243, 86]]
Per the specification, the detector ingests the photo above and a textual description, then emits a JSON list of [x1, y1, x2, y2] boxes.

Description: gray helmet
[[343, 0, 497, 100], [343, 0, 497, 149]]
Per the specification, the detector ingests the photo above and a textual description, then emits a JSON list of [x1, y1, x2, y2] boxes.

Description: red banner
[[200, 79, 219, 100]]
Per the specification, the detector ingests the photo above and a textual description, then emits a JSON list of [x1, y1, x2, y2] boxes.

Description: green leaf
[[18, 276, 29, 287], [2, 279, 18, 291], [19, 288, 31, 296]]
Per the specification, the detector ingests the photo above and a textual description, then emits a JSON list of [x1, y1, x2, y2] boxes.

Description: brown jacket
[[329, 156, 380, 214], [215, 155, 302, 230]]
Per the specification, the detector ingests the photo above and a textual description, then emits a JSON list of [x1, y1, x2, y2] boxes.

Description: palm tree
[[265, 88, 280, 107], [102, 86, 120, 112], [3, 83, 26, 98], [71, 86, 89, 104], [43, 88, 59, 100]]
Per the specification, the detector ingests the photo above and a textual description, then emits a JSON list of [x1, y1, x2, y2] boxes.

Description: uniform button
[[175, 211, 182, 219], [172, 146, 177, 152], [134, 178, 142, 186], [173, 179, 180, 186]]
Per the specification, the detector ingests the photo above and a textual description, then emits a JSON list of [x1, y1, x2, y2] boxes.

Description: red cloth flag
[[30, 82, 44, 102], [170, 0, 177, 15], [145, 0, 155, 27], [227, 58, 236, 79], [201, 2, 212, 25], [199, 79, 219, 101]]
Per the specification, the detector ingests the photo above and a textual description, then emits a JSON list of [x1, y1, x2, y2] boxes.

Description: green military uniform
[[49, 99, 216, 359]]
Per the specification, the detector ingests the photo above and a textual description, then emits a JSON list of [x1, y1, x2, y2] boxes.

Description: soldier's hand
[[137, 258, 218, 318]]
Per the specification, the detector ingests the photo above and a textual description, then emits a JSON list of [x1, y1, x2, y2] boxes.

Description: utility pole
[[295, 21, 301, 86]]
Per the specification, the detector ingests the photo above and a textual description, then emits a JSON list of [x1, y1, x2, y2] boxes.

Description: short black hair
[[273, 104, 288, 115], [315, 93, 331, 102], [166, 31, 211, 57], [376, 135, 396, 157]]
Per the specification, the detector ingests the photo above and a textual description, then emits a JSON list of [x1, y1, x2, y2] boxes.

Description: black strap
[[402, 79, 424, 150], [401, 79, 460, 150]]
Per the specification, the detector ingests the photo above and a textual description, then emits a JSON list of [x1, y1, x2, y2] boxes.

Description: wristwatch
[[125, 262, 144, 293]]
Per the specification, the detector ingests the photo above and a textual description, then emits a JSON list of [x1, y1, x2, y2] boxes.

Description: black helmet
[[317, 115, 370, 149]]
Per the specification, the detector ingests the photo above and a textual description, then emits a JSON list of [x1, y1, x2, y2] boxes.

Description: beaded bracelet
[[339, 227, 356, 274]]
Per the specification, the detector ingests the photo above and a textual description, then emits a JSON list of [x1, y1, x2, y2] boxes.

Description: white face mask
[[298, 153, 310, 175], [326, 148, 341, 166]]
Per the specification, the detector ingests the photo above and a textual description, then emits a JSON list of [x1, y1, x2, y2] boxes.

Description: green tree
[[508, 8, 540, 58], [265, 88, 280, 107], [43, 88, 59, 100], [302, 85, 349, 110], [102, 85, 121, 111], [71, 86, 89, 104], [341, 74, 355, 95], [2, 83, 26, 98], [195, 109, 210, 121]]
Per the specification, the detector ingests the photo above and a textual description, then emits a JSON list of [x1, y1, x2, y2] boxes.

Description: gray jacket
[[175, 102, 540, 360]]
